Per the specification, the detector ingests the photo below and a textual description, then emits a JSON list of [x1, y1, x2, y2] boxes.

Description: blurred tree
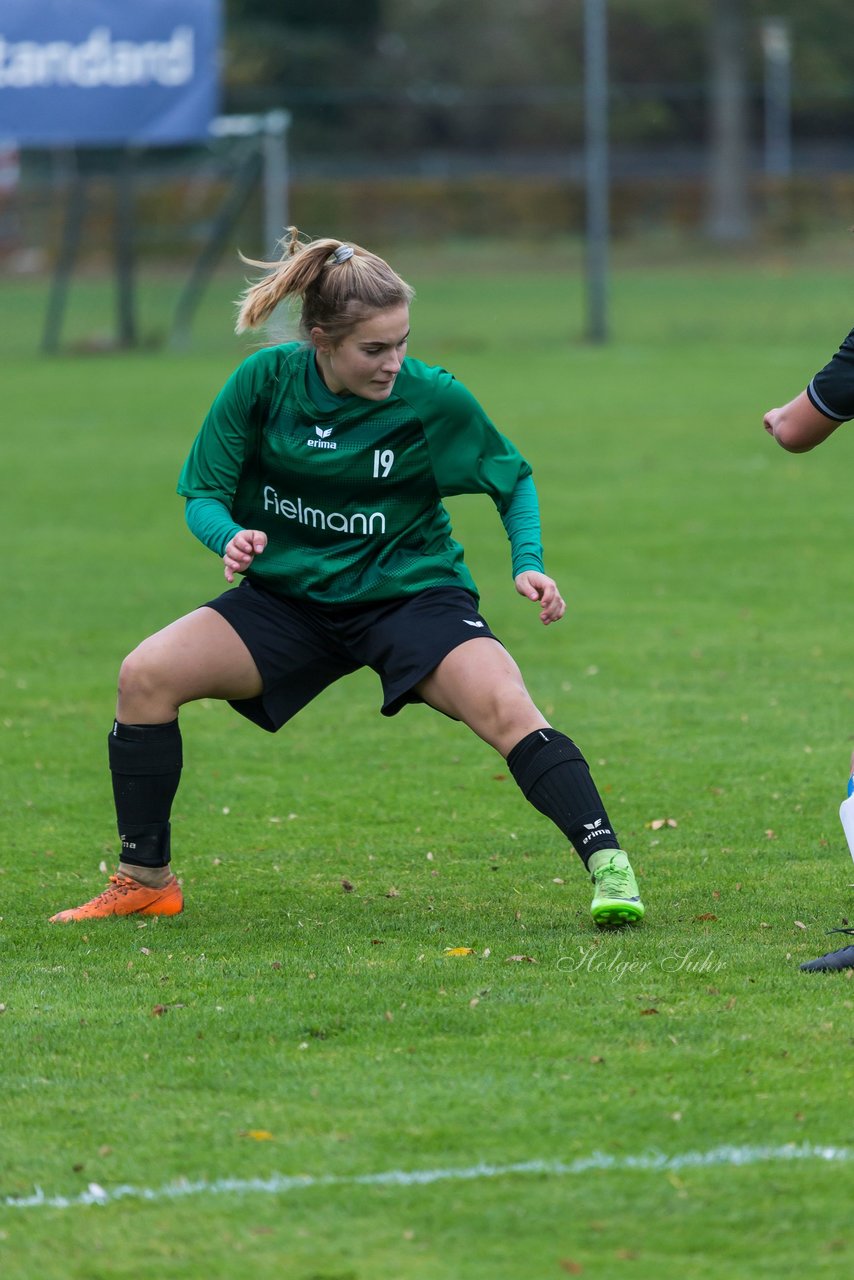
[[224, 0, 383, 152], [227, 0, 380, 38], [220, 0, 854, 160]]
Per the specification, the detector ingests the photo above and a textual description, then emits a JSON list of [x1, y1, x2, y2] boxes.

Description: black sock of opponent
[[506, 728, 619, 868], [108, 720, 183, 869]]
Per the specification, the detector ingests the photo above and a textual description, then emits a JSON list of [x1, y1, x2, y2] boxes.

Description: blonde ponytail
[[235, 227, 413, 339]]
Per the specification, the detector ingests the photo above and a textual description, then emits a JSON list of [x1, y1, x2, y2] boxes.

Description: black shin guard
[[108, 720, 183, 868], [506, 728, 619, 866]]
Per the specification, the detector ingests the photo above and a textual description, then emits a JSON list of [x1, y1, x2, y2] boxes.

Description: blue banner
[[0, 0, 220, 146]]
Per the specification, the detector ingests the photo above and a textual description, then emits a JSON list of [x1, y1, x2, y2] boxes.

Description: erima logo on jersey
[[463, 619, 485, 628], [307, 425, 337, 450], [582, 818, 613, 846], [263, 485, 385, 536]]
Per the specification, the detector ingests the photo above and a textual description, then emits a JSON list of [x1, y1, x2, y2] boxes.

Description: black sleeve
[[807, 328, 854, 422]]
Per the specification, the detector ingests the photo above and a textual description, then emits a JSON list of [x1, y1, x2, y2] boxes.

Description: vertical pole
[[113, 148, 137, 348], [761, 17, 792, 178], [706, 0, 751, 242], [42, 149, 86, 354], [263, 109, 291, 256], [584, 0, 609, 343]]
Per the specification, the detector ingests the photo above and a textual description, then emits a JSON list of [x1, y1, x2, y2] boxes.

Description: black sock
[[506, 728, 619, 868], [108, 720, 183, 869]]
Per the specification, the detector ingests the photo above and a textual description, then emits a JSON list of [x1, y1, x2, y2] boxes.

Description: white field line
[[2, 1142, 849, 1212]]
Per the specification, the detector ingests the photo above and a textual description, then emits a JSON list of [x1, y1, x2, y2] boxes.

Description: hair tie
[[332, 245, 354, 264]]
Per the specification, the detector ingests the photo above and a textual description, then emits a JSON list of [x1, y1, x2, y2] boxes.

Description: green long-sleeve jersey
[[177, 342, 543, 605]]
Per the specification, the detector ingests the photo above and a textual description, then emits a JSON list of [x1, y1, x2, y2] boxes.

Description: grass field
[[2, 236, 854, 1278]]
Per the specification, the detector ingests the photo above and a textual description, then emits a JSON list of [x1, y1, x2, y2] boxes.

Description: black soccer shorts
[[202, 579, 500, 732]]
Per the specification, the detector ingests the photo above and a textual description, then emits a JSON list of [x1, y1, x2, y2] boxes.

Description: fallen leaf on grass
[[151, 1004, 168, 1016], [385, 887, 400, 898], [559, 1261, 584, 1275], [794, 920, 807, 930], [647, 818, 678, 830], [444, 947, 475, 956], [240, 1130, 274, 1141], [694, 913, 718, 922], [640, 1008, 659, 1016], [341, 878, 355, 892], [505, 954, 538, 963]]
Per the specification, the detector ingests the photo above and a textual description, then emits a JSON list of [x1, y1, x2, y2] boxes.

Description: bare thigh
[[416, 638, 549, 758], [117, 606, 264, 724]]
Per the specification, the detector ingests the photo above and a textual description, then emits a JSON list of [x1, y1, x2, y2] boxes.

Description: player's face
[[314, 304, 410, 401]]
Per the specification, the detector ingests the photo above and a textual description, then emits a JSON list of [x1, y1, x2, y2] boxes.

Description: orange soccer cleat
[[49, 873, 184, 923]]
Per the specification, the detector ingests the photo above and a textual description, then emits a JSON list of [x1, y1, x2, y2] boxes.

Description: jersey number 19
[[373, 449, 394, 478]]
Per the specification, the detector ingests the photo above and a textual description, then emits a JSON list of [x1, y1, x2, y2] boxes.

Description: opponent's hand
[[514, 571, 565, 625], [763, 407, 782, 437], [223, 529, 267, 583]]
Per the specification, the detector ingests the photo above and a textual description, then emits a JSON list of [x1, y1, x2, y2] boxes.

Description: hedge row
[[3, 171, 853, 266]]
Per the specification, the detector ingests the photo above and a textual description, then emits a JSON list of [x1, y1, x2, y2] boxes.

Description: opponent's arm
[[766, 327, 854, 451], [763, 391, 840, 453]]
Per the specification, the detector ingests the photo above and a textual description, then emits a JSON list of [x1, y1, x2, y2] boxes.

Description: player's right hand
[[223, 529, 267, 582]]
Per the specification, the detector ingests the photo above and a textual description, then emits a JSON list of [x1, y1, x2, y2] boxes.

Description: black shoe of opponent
[[800, 928, 854, 972]]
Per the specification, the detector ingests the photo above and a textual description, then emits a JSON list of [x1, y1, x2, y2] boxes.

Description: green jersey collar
[[305, 347, 356, 414]]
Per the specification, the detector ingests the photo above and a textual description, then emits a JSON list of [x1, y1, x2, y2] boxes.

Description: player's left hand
[[514, 571, 565, 625]]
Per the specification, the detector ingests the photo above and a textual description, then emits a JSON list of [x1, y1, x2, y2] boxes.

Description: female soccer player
[[50, 229, 644, 928]]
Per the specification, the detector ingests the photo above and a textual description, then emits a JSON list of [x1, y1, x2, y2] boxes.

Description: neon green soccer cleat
[[588, 849, 645, 927]]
